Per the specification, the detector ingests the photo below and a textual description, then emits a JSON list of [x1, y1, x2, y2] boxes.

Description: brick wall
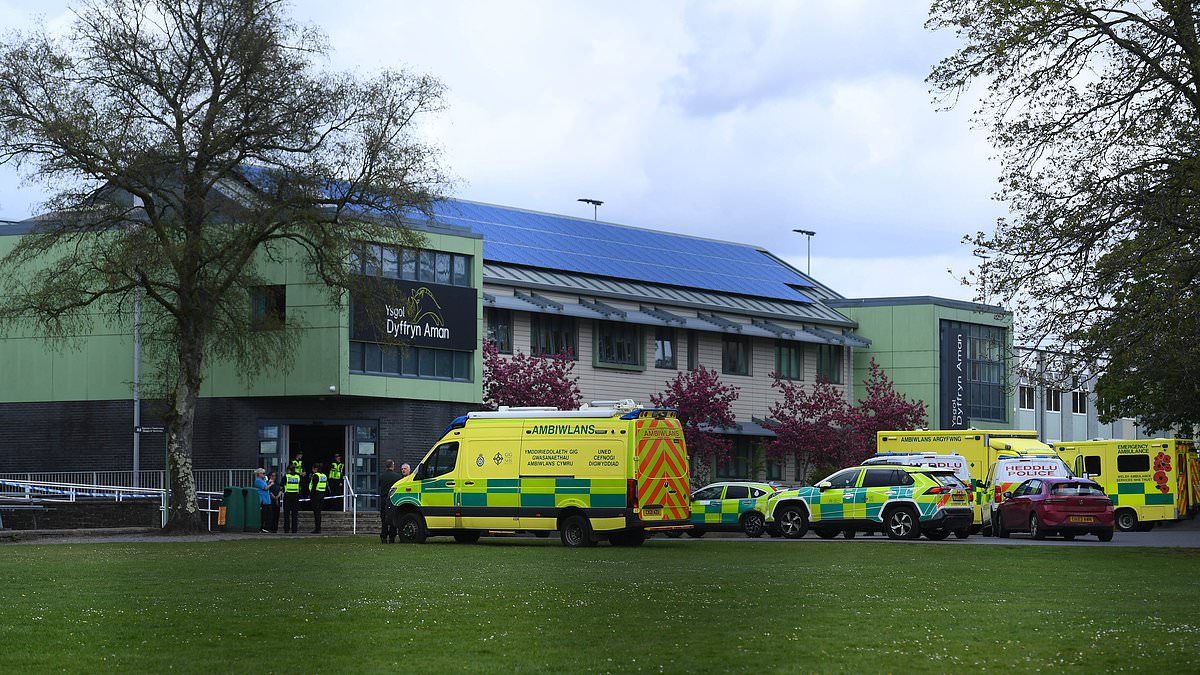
[[0, 396, 477, 473]]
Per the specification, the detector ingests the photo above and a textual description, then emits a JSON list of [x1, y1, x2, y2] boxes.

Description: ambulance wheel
[[954, 528, 971, 539], [1097, 529, 1114, 542], [1061, 532, 1076, 541], [740, 512, 766, 538], [396, 512, 427, 544], [453, 531, 480, 544], [814, 528, 838, 539], [560, 514, 595, 548], [663, 530, 684, 538], [685, 529, 706, 538], [777, 506, 809, 539], [1029, 513, 1046, 540], [923, 529, 951, 541], [842, 529, 856, 539], [1115, 509, 1138, 532], [884, 506, 920, 540]]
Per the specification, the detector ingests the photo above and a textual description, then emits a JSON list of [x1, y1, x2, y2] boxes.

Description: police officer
[[289, 451, 304, 474], [378, 459, 403, 544], [282, 465, 302, 534], [310, 463, 328, 534], [329, 453, 345, 511]]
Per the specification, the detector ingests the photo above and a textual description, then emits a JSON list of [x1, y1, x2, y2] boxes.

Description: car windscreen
[[1050, 482, 1107, 497], [926, 471, 966, 488]]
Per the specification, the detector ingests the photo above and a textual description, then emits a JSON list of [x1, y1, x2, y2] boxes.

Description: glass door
[[350, 424, 379, 510]]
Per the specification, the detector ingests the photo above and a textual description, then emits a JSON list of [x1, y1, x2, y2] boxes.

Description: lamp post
[[792, 229, 816, 274], [577, 198, 603, 221]]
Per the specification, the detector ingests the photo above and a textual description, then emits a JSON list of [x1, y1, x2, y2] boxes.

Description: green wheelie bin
[[221, 486, 245, 532], [242, 486, 262, 532]]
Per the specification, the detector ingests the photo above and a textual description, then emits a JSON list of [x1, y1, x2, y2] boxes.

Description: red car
[[995, 477, 1114, 541]]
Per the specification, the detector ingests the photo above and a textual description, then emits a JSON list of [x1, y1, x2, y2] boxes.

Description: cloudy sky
[[0, 0, 1001, 301]]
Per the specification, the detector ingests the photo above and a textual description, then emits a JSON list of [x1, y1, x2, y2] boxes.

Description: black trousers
[[311, 492, 324, 532], [329, 479, 344, 511], [283, 494, 299, 533], [267, 502, 280, 532], [380, 507, 396, 542]]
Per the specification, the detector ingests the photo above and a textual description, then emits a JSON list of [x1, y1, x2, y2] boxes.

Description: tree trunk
[[161, 336, 206, 534]]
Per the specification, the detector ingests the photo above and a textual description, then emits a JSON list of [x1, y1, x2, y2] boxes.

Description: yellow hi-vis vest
[[313, 472, 328, 493], [290, 458, 303, 472], [284, 473, 301, 493], [329, 462, 344, 480]]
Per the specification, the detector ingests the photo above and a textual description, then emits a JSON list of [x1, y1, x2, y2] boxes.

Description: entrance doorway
[[287, 424, 346, 473]]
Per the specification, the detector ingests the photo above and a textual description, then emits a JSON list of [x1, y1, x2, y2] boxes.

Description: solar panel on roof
[[430, 199, 813, 303]]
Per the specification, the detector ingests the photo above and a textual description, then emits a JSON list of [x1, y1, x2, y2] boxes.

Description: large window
[[942, 320, 1007, 423], [722, 335, 751, 376], [1045, 388, 1062, 412], [349, 342, 471, 381], [485, 308, 512, 354], [249, 285, 286, 330], [776, 342, 802, 380], [817, 344, 843, 383], [1019, 385, 1035, 410], [716, 439, 753, 479], [596, 321, 642, 367], [352, 243, 472, 287], [531, 314, 577, 358], [654, 327, 676, 369]]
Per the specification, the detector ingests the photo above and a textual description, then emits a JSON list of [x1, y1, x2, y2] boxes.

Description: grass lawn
[[1, 537, 1197, 673]]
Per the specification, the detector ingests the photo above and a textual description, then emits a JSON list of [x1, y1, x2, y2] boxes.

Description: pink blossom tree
[[763, 375, 852, 484], [482, 341, 582, 410], [844, 358, 928, 462], [651, 366, 739, 484]]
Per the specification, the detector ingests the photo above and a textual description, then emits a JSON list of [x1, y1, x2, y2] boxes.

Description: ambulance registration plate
[[1068, 516, 1094, 523], [642, 506, 662, 517], [951, 493, 966, 503]]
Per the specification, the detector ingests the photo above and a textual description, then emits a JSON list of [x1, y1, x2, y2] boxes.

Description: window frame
[[817, 344, 843, 384], [775, 341, 803, 380], [530, 314, 578, 359], [721, 334, 751, 376], [1045, 388, 1063, 413], [1071, 390, 1088, 415], [654, 327, 676, 370], [249, 285, 287, 330], [1019, 385, 1035, 410], [594, 320, 644, 370], [485, 307, 513, 354]]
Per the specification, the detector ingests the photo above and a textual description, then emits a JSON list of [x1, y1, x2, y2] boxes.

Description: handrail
[[0, 478, 169, 527]]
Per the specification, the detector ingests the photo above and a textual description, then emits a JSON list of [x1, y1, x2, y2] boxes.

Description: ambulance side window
[[749, 488, 767, 498], [826, 469, 860, 489], [693, 485, 724, 501], [1084, 456, 1102, 476], [1116, 454, 1149, 472], [420, 442, 459, 479], [861, 469, 893, 488], [725, 485, 749, 500]]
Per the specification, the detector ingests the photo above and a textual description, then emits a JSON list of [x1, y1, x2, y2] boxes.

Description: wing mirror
[[816, 481, 833, 490], [1003, 491, 1013, 500]]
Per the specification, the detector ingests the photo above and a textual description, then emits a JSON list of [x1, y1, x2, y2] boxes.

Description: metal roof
[[431, 199, 814, 302]]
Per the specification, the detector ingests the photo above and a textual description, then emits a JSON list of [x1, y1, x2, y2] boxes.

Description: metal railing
[[0, 469, 258, 495], [0, 478, 168, 527]]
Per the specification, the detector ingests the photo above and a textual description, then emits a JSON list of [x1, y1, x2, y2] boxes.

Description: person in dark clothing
[[283, 465, 302, 533], [379, 459, 404, 544], [267, 470, 282, 533], [310, 463, 328, 534]]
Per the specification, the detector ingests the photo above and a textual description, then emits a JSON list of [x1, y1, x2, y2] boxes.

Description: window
[[722, 334, 751, 376], [249, 285, 286, 329], [717, 439, 752, 479], [1072, 391, 1088, 415], [654, 327, 676, 369], [861, 469, 896, 488], [1019, 385, 1035, 410], [942, 321, 1007, 423], [817, 344, 843, 384], [531, 315, 577, 358], [1084, 455, 1102, 476], [823, 469, 860, 489], [349, 342, 472, 381], [687, 331, 698, 370], [693, 485, 724, 501], [419, 442, 459, 480], [766, 458, 783, 481], [749, 487, 769, 498], [596, 321, 642, 367], [485, 308, 512, 354], [776, 342, 802, 380], [1045, 389, 1062, 412], [1051, 483, 1106, 497], [724, 485, 749, 500], [257, 425, 279, 457], [351, 243, 472, 287], [1116, 454, 1150, 473]]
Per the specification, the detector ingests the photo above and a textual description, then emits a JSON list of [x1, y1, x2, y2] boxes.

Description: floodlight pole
[[577, 198, 603, 221], [793, 229, 816, 274]]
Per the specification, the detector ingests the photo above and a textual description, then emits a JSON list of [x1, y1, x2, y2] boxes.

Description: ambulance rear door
[[634, 416, 689, 522]]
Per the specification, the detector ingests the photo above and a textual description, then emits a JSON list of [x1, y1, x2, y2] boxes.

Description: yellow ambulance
[[876, 430, 1054, 531], [1053, 439, 1198, 531], [387, 400, 691, 547]]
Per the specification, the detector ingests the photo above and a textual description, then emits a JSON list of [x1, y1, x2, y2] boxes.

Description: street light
[[792, 229, 816, 274], [577, 198, 603, 221]]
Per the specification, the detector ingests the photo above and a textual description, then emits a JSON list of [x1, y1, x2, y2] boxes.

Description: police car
[[664, 481, 780, 538]]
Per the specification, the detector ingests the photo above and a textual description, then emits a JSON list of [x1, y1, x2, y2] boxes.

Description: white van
[[861, 452, 971, 486], [981, 455, 1074, 533]]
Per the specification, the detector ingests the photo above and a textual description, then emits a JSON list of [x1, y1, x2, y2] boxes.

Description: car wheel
[[741, 512, 766, 538], [453, 531, 480, 544], [884, 507, 920, 540], [954, 528, 970, 539], [559, 514, 595, 548], [814, 528, 838, 539], [1097, 529, 1114, 542], [842, 529, 856, 539], [1030, 513, 1046, 540], [777, 506, 809, 539], [663, 530, 684, 538], [996, 512, 1010, 538], [924, 529, 951, 541], [396, 512, 427, 544], [685, 529, 706, 538], [1115, 509, 1139, 532]]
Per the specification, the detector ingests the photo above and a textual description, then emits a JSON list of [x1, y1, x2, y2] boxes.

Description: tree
[[481, 341, 582, 410], [650, 366, 739, 484], [928, 2, 1200, 429], [0, 0, 448, 532], [844, 359, 928, 461], [763, 375, 850, 485]]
